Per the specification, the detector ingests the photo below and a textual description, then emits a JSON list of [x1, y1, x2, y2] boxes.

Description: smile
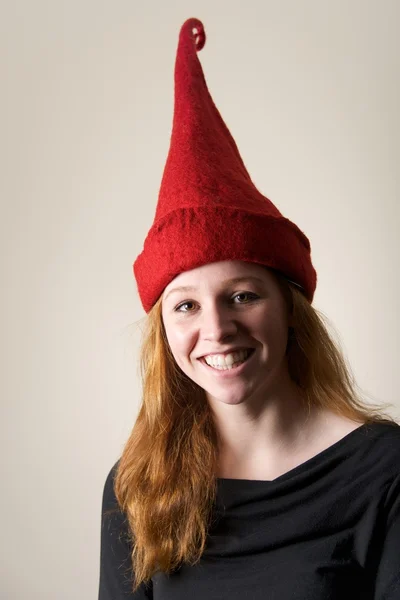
[[199, 349, 255, 374]]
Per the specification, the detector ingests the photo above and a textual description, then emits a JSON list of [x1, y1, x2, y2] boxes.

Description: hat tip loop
[[183, 18, 206, 51]]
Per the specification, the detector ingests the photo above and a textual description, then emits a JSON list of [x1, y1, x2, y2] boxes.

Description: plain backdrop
[[1, 1, 399, 598]]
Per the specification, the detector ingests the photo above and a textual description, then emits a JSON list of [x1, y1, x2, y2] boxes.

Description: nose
[[200, 303, 238, 343]]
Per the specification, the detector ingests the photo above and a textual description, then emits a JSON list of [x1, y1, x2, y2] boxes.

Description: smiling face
[[161, 260, 294, 408]]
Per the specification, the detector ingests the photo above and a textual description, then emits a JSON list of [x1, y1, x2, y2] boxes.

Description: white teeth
[[204, 349, 251, 369], [225, 354, 234, 366]]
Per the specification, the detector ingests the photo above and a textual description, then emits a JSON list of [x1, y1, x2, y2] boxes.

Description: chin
[[205, 385, 256, 406]]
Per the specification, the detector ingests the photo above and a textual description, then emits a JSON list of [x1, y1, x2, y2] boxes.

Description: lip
[[198, 346, 254, 359], [198, 349, 256, 378]]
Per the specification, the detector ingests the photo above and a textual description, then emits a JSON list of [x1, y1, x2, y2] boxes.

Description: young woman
[[98, 18, 400, 600]]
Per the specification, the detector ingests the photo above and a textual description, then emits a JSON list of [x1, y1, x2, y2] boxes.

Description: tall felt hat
[[134, 18, 317, 313]]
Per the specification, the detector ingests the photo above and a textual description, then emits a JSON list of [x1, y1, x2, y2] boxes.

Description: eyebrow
[[163, 276, 266, 302]]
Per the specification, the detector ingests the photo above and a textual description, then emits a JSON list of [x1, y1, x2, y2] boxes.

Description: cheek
[[165, 324, 196, 366], [253, 308, 289, 346]]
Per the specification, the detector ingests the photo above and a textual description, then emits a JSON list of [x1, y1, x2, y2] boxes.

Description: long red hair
[[114, 271, 397, 592]]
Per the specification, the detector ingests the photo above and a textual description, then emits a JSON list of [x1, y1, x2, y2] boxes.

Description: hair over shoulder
[[114, 271, 397, 592]]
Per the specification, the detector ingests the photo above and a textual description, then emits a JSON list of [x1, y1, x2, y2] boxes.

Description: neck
[[208, 375, 318, 477]]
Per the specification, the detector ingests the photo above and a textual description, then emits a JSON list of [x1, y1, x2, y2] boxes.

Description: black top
[[98, 421, 400, 599]]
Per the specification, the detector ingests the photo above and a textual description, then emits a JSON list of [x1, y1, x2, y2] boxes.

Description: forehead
[[162, 261, 277, 298]]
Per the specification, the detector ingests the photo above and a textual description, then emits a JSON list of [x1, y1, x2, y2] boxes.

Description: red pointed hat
[[134, 18, 317, 312]]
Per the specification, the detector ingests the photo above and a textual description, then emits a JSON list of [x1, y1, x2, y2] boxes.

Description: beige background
[[1, 1, 399, 598]]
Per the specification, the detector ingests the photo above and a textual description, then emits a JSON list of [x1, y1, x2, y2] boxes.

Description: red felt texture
[[133, 18, 317, 312]]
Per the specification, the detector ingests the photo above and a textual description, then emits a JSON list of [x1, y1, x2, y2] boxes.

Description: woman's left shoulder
[[358, 419, 400, 475]]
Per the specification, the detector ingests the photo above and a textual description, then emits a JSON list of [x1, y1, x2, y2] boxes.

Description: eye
[[232, 292, 259, 304], [175, 301, 197, 313]]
